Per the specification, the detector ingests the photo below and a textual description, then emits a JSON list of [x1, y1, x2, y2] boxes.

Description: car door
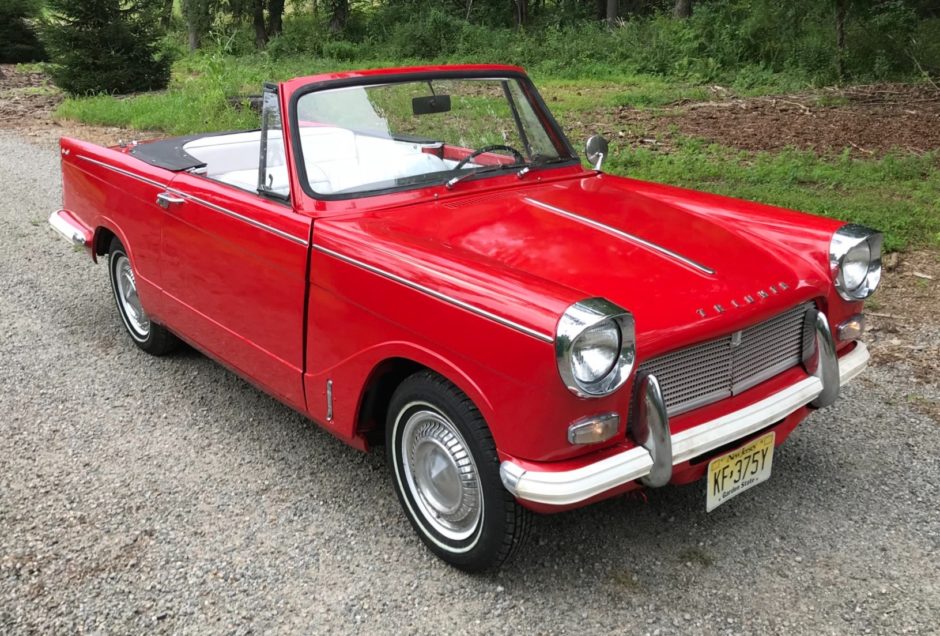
[[157, 108, 311, 411]]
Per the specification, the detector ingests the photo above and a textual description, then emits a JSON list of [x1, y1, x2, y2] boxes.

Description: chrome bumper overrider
[[48, 209, 90, 247], [500, 340, 869, 507]]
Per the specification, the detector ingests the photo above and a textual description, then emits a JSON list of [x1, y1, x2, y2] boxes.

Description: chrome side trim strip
[[501, 343, 869, 506], [77, 154, 307, 247], [313, 244, 554, 343], [326, 379, 334, 421], [523, 197, 715, 275], [78, 154, 166, 189], [176, 191, 307, 246]]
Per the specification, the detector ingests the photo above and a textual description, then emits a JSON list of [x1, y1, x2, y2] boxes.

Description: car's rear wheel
[[108, 237, 179, 355], [387, 371, 530, 571]]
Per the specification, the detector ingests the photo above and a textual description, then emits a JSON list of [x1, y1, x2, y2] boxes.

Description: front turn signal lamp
[[567, 413, 620, 445], [837, 314, 865, 342]]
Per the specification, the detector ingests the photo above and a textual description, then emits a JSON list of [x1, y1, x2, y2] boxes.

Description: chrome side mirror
[[585, 134, 609, 171]]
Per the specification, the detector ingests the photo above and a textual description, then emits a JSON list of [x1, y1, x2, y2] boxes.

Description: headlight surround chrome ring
[[830, 224, 884, 301], [556, 298, 636, 397]]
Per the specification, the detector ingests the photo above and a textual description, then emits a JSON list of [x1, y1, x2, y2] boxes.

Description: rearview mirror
[[412, 95, 451, 115], [585, 134, 609, 171]]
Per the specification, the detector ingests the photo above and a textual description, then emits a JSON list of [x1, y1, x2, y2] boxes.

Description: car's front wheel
[[387, 371, 530, 571], [108, 236, 179, 355]]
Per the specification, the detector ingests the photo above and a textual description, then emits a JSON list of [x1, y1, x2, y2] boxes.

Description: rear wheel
[[108, 237, 179, 355], [387, 371, 530, 571]]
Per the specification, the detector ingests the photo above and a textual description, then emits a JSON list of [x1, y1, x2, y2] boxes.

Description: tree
[[252, 0, 268, 47], [329, 0, 349, 33], [250, 0, 286, 48], [0, 0, 46, 63], [835, 0, 847, 78], [160, 0, 174, 27], [674, 0, 691, 19], [606, 0, 617, 26], [42, 0, 171, 95], [513, 0, 529, 27], [181, 0, 213, 50], [267, 0, 284, 37]]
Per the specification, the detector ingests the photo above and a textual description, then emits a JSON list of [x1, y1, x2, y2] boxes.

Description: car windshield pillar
[[258, 83, 289, 201]]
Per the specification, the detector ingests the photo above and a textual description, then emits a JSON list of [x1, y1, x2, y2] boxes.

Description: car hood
[[315, 174, 841, 355]]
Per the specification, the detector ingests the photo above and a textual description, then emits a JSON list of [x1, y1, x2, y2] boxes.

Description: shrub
[[0, 0, 46, 63], [266, 15, 327, 59], [321, 40, 360, 61], [910, 17, 940, 75], [387, 8, 465, 58], [42, 0, 172, 95]]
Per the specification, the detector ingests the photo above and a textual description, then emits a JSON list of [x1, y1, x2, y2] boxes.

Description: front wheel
[[108, 237, 179, 355], [387, 371, 530, 571]]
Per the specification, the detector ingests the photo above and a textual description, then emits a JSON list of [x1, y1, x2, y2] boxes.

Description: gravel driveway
[[1, 132, 937, 634]]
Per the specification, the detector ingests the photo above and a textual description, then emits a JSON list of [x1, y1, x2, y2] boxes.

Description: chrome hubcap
[[401, 409, 481, 540], [114, 255, 150, 338]]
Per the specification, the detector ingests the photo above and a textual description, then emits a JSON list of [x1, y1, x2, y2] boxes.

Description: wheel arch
[[92, 225, 117, 262], [353, 352, 495, 448], [91, 219, 134, 265]]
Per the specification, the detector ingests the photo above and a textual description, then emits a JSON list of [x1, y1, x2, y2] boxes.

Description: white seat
[[185, 126, 448, 196], [216, 165, 290, 197]]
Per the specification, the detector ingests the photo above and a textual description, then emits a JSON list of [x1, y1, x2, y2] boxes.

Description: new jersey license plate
[[706, 432, 775, 512]]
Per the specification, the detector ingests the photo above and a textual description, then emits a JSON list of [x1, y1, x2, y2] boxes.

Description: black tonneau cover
[[128, 130, 252, 172]]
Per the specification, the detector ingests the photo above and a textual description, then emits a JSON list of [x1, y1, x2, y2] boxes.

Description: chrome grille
[[638, 302, 814, 416]]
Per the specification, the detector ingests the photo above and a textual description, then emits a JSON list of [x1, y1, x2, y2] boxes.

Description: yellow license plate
[[706, 432, 775, 512]]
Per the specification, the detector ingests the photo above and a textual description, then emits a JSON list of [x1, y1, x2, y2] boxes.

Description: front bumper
[[500, 341, 869, 507]]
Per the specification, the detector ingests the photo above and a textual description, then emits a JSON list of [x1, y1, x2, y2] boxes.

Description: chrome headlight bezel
[[830, 224, 883, 301], [556, 298, 636, 398]]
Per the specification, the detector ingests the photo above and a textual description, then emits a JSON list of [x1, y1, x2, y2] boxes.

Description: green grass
[[53, 52, 807, 134], [53, 52, 940, 252]]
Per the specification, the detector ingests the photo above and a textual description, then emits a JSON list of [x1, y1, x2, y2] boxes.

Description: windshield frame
[[287, 69, 580, 201]]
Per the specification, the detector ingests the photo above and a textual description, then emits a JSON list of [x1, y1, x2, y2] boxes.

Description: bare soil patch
[[0, 64, 151, 148], [672, 85, 940, 156], [864, 249, 940, 422], [565, 83, 940, 157]]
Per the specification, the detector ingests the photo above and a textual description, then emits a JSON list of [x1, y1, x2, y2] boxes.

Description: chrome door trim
[[174, 190, 307, 246], [523, 197, 715, 275], [77, 155, 308, 247], [312, 244, 555, 343]]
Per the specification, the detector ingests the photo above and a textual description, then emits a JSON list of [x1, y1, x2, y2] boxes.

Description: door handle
[[156, 192, 186, 209]]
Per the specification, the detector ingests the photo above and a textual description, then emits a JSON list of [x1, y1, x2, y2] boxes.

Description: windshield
[[294, 76, 574, 196]]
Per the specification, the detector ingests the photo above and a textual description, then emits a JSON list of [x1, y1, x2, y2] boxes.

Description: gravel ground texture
[[1, 132, 938, 635]]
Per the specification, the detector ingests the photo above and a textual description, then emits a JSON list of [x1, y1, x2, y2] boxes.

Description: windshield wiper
[[444, 163, 528, 190], [515, 156, 577, 180]]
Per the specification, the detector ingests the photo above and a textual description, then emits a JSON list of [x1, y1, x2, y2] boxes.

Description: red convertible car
[[50, 65, 880, 570]]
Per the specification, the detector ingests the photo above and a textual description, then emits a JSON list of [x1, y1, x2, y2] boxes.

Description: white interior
[[183, 127, 456, 196]]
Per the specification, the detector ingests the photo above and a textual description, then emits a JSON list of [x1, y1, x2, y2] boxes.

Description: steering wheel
[[454, 144, 526, 170]]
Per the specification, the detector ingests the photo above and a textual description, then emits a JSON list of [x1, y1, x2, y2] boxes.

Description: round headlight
[[830, 224, 883, 301], [842, 241, 871, 291], [572, 320, 620, 383], [556, 298, 636, 398]]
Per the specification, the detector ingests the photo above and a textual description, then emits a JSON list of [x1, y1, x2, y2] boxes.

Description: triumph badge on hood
[[695, 281, 791, 318]]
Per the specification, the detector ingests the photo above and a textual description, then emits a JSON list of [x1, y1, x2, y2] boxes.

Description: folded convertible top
[[128, 130, 252, 172]]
